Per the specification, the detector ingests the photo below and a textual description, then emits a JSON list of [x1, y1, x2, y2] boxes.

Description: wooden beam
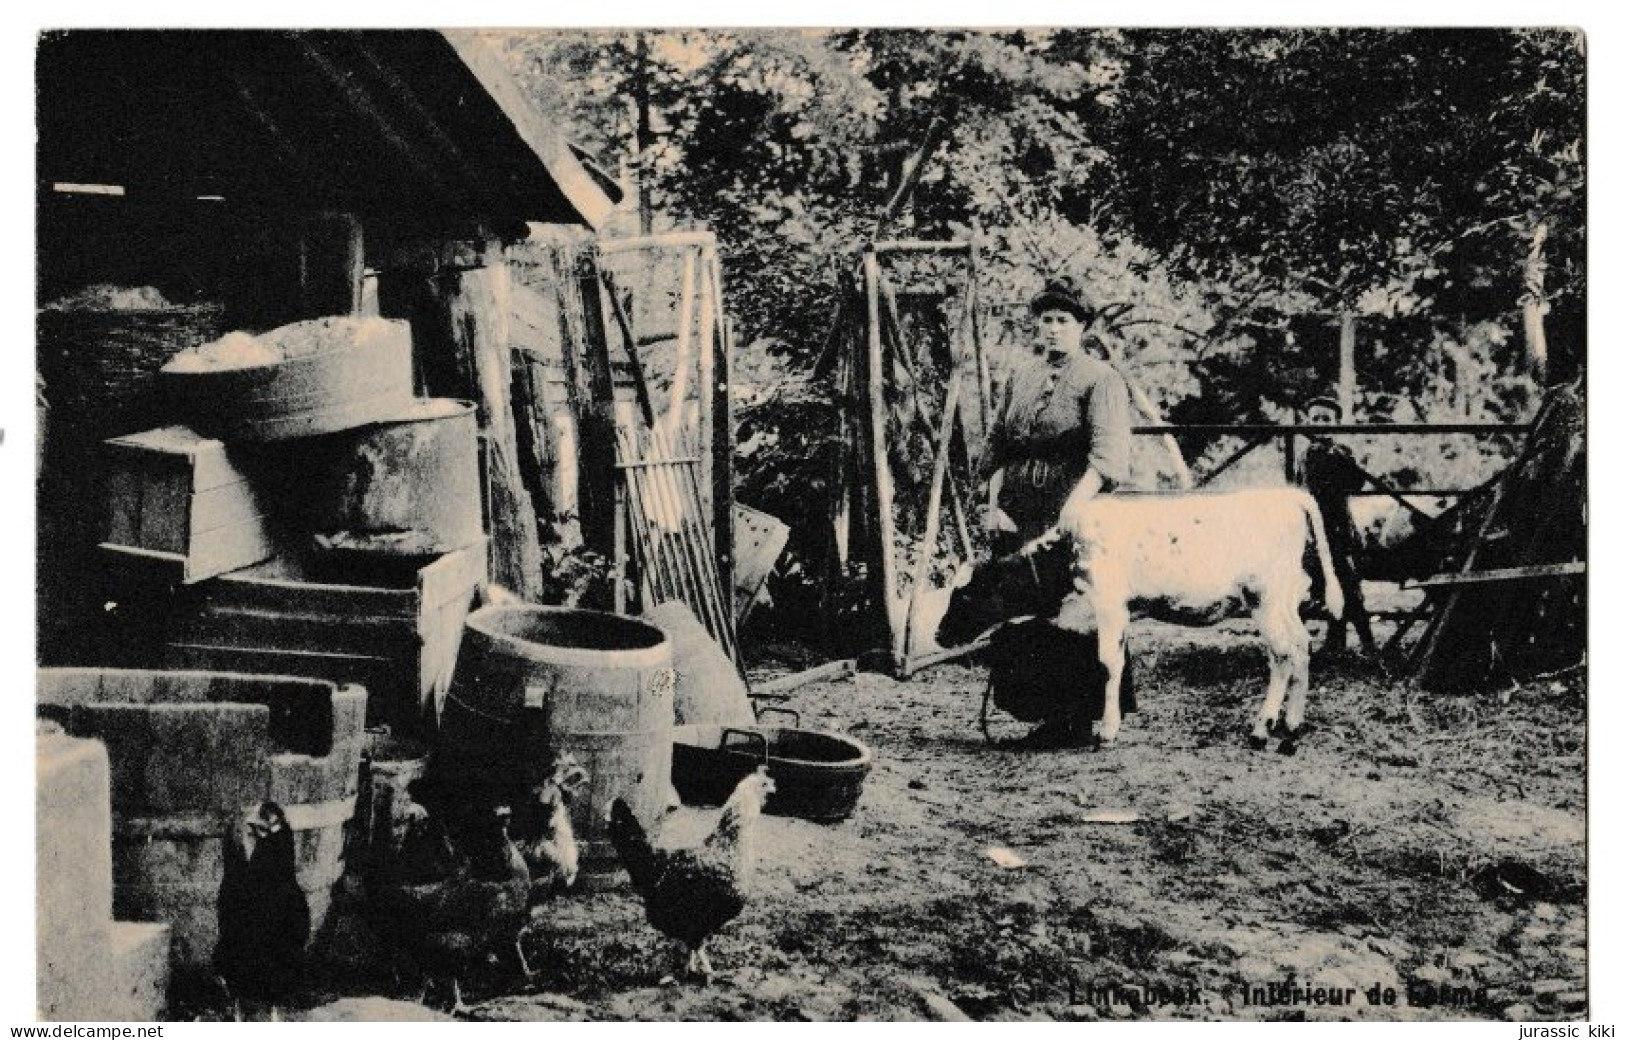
[[1338, 312, 1358, 420], [752, 658, 858, 698], [864, 250, 904, 669], [298, 211, 365, 318], [871, 239, 973, 254], [1406, 561, 1585, 590], [708, 248, 737, 601], [440, 30, 618, 229], [421, 260, 544, 599], [596, 230, 718, 254], [571, 251, 622, 603], [901, 374, 962, 674], [598, 268, 657, 428]]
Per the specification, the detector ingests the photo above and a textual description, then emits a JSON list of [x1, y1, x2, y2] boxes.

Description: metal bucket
[[671, 712, 873, 824], [310, 398, 483, 556], [160, 317, 414, 443]]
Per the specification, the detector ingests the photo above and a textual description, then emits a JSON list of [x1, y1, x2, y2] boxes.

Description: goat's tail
[[1303, 494, 1345, 620]]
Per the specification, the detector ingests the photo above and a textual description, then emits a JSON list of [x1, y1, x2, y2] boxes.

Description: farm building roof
[[36, 29, 622, 232]]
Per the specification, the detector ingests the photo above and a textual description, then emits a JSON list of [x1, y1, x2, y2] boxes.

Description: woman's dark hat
[[1303, 396, 1343, 417], [1029, 278, 1095, 322]]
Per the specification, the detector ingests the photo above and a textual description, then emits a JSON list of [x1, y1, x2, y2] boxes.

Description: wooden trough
[[36, 668, 367, 975], [163, 541, 487, 737], [99, 425, 276, 584]]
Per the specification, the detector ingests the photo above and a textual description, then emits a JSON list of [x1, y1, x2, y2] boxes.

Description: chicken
[[510, 754, 591, 905], [608, 768, 775, 979], [366, 799, 531, 1014], [215, 801, 310, 1013]]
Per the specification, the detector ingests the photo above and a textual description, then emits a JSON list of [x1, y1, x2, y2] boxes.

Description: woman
[[984, 278, 1134, 555]]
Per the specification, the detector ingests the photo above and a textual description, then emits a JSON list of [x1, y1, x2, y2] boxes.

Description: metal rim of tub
[[671, 720, 874, 823]]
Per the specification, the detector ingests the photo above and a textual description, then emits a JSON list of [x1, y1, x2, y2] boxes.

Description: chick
[[511, 754, 592, 905], [609, 768, 775, 980], [215, 801, 310, 1013], [367, 800, 531, 1014]]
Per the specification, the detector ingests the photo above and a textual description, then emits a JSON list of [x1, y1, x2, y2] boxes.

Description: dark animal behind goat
[[936, 538, 1075, 648], [984, 619, 1136, 725]]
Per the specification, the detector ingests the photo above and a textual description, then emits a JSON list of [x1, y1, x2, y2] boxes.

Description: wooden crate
[[163, 540, 487, 737], [99, 426, 276, 584]]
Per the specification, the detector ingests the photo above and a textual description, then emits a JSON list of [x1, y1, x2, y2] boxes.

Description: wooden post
[[667, 247, 698, 437], [633, 31, 655, 238], [1283, 431, 1298, 485], [299, 212, 365, 319], [572, 252, 622, 605], [863, 250, 904, 668], [1523, 221, 1550, 382], [415, 257, 544, 600], [1338, 313, 1358, 420], [708, 249, 736, 601], [695, 245, 716, 496]]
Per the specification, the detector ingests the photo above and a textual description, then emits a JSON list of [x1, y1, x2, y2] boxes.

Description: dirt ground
[[295, 615, 1585, 1024]]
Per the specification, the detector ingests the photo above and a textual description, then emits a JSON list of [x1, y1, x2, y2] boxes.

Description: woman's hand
[[982, 503, 1018, 534]]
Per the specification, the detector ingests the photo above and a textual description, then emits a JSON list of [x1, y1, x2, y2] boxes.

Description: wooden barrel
[[309, 398, 483, 556], [434, 605, 673, 887], [36, 668, 366, 975]]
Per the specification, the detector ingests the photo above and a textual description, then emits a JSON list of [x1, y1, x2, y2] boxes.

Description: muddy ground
[[296, 616, 1585, 1024]]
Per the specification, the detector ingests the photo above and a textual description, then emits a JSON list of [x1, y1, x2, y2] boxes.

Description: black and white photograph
[[26, 23, 1593, 1024]]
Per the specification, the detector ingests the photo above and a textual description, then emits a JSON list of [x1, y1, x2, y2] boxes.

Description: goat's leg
[[1282, 614, 1312, 735], [1095, 606, 1130, 743], [1252, 604, 1296, 748]]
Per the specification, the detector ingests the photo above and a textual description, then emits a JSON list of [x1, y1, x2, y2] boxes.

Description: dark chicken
[[215, 801, 310, 1011], [366, 798, 531, 1014], [608, 768, 774, 979]]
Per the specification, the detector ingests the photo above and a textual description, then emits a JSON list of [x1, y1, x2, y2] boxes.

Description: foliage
[[496, 28, 1583, 618]]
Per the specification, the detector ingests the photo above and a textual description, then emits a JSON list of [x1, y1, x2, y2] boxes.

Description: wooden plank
[[1338, 313, 1357, 420], [696, 245, 716, 511], [1406, 561, 1585, 590], [572, 253, 622, 595], [598, 268, 657, 427], [1132, 423, 1531, 436], [904, 636, 992, 673], [103, 427, 249, 492], [871, 239, 973, 254], [415, 538, 490, 612], [733, 504, 790, 625], [595, 230, 717, 254], [298, 211, 365, 319], [171, 610, 424, 658], [210, 570, 418, 618], [901, 374, 961, 675], [708, 249, 736, 600], [752, 659, 857, 697], [188, 482, 267, 536]]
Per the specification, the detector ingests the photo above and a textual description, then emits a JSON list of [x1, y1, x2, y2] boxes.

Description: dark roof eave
[[441, 29, 622, 232]]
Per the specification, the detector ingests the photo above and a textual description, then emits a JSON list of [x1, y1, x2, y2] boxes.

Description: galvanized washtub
[[671, 710, 873, 824], [159, 317, 415, 443], [308, 398, 483, 557]]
